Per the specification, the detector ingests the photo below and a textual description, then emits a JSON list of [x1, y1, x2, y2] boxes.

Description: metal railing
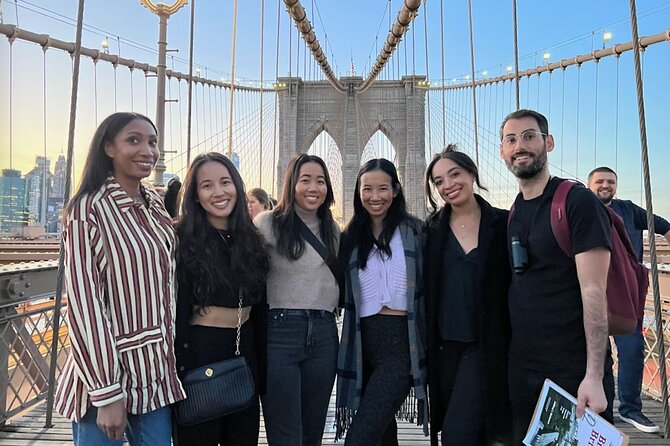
[[0, 261, 67, 425], [0, 260, 668, 426]]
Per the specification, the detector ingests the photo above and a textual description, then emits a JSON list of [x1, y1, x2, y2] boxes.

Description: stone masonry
[[276, 75, 427, 221]]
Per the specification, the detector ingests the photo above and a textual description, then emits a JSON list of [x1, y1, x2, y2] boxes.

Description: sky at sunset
[[1, 0, 669, 214]]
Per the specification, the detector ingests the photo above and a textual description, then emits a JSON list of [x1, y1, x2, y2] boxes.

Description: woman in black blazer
[[424, 145, 512, 446]]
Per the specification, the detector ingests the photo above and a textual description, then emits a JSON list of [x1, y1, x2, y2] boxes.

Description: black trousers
[[345, 314, 411, 446], [434, 341, 483, 446], [509, 353, 615, 445], [175, 323, 260, 446]]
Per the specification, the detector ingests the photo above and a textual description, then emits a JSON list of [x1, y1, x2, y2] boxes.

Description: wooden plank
[[0, 394, 667, 444]]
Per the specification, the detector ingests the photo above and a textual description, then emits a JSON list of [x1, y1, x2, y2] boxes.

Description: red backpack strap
[[550, 180, 577, 257]]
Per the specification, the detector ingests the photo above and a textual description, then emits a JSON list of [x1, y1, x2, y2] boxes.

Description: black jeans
[[175, 323, 259, 446], [435, 341, 483, 446], [345, 314, 411, 446]]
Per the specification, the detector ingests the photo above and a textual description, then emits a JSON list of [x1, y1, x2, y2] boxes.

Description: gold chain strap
[[235, 293, 242, 356]]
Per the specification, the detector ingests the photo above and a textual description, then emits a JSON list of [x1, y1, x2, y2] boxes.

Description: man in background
[[588, 166, 670, 434]]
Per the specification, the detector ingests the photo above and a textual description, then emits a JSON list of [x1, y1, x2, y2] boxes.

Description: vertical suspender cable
[[512, 0, 520, 110], [272, 0, 281, 196], [560, 68, 566, 169], [575, 65, 581, 177], [130, 67, 134, 111], [8, 40, 12, 170], [440, 0, 446, 147], [93, 61, 98, 125], [467, 0, 479, 166], [259, 0, 265, 187], [42, 47, 48, 230], [423, 0, 431, 156], [628, 0, 670, 436], [227, 0, 239, 157], [45, 0, 85, 427], [186, 0, 195, 165], [614, 56, 620, 171], [593, 60, 599, 165]]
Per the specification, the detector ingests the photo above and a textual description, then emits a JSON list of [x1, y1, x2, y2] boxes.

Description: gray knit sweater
[[255, 207, 340, 311]]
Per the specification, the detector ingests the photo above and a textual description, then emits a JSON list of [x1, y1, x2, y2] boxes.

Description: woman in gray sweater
[[255, 153, 341, 446]]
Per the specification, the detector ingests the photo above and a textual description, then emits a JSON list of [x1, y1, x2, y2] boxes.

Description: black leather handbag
[[174, 295, 255, 426]]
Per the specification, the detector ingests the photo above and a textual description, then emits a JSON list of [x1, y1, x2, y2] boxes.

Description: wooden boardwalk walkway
[[0, 394, 667, 445]]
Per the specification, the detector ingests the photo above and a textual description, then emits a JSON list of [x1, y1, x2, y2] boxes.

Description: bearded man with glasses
[[499, 109, 615, 444]]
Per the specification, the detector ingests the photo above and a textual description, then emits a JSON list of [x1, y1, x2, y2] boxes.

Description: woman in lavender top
[[335, 158, 428, 445]]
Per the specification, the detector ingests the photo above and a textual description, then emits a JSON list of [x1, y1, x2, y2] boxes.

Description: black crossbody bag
[[174, 291, 255, 426]]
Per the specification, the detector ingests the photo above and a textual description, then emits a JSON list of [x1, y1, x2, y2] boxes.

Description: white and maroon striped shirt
[[55, 177, 185, 422]]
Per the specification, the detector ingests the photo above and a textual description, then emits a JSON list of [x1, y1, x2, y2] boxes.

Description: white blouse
[[357, 227, 407, 318]]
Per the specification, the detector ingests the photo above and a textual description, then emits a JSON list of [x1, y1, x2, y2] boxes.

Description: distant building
[[0, 169, 28, 233], [24, 156, 53, 226], [51, 154, 67, 199]]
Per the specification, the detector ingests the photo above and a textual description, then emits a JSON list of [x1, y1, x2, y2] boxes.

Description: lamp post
[[543, 52, 551, 64], [139, 0, 188, 186], [603, 31, 613, 49]]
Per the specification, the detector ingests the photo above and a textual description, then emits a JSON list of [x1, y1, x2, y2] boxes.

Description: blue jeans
[[72, 405, 171, 446], [262, 309, 338, 446], [614, 320, 645, 416]]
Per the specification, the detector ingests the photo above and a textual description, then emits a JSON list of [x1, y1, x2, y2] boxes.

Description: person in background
[[336, 158, 428, 445], [424, 146, 512, 446], [55, 112, 185, 445], [174, 152, 269, 445], [247, 187, 274, 219], [164, 176, 182, 218], [588, 166, 670, 434], [499, 109, 614, 443], [255, 154, 341, 446]]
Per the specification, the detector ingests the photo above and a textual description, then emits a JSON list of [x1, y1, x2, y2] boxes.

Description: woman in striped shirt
[[55, 112, 185, 445]]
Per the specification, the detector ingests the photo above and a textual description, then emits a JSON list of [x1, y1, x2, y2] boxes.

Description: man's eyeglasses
[[501, 129, 547, 147]]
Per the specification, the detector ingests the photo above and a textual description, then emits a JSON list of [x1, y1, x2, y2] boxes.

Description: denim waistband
[[268, 308, 336, 318]]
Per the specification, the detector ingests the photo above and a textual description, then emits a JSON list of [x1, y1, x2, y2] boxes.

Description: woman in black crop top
[[174, 152, 269, 446], [424, 146, 512, 446]]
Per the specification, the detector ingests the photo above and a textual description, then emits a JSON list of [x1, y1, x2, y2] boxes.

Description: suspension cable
[[422, 0, 431, 155], [593, 58, 599, 165], [628, 0, 670, 436], [512, 0, 520, 109], [440, 0, 445, 147], [42, 45, 48, 230], [272, 0, 281, 196], [358, 0, 421, 93], [614, 55, 620, 171], [259, 0, 265, 184], [45, 0, 85, 427], [467, 0, 479, 166], [575, 64, 581, 177], [227, 0, 239, 157]]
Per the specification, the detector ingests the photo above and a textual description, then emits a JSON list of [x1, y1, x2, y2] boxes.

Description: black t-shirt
[[507, 177, 611, 374]]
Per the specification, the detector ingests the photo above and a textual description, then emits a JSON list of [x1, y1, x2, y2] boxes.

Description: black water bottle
[[511, 236, 528, 274]]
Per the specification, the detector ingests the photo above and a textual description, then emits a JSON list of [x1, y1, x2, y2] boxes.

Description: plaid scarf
[[335, 217, 429, 440]]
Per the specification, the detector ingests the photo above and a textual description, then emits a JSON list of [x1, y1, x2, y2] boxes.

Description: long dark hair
[[425, 144, 487, 217], [68, 112, 157, 213], [272, 153, 337, 263], [343, 158, 408, 269], [176, 152, 269, 307]]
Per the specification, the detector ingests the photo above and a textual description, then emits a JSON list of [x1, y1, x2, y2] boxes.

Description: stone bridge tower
[[276, 75, 427, 221]]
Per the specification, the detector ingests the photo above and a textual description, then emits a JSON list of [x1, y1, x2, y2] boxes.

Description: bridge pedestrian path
[[0, 391, 666, 445]]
